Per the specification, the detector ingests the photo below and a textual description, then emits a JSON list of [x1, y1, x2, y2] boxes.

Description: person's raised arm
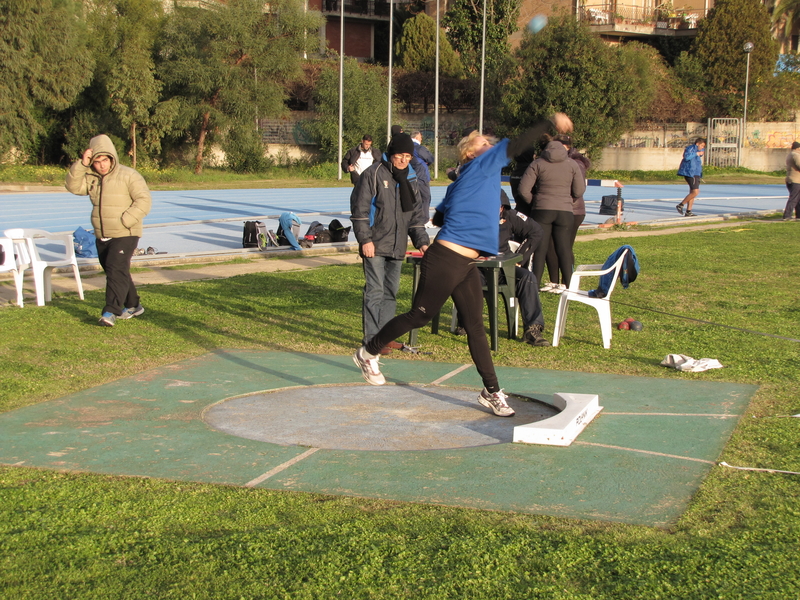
[[506, 113, 573, 160]]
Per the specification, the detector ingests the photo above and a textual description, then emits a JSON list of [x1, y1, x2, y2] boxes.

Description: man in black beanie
[[350, 133, 430, 354]]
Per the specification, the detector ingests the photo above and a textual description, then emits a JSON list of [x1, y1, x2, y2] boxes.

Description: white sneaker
[[551, 284, 567, 294], [353, 347, 385, 385], [540, 282, 555, 293], [478, 388, 515, 417]]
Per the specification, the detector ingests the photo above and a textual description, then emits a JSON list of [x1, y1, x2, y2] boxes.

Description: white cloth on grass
[[661, 354, 724, 372]]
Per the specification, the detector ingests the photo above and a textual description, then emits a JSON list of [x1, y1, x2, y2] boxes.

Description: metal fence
[[706, 118, 741, 168]]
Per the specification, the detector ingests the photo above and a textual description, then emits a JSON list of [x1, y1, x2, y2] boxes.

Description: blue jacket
[[412, 141, 434, 184], [436, 139, 510, 256], [589, 245, 640, 299], [677, 144, 703, 178]]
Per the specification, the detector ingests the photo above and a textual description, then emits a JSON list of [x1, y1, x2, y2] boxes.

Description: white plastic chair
[[0, 237, 27, 306], [552, 249, 629, 349], [3, 228, 85, 306]]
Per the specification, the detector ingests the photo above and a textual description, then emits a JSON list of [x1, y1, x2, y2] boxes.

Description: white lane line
[[603, 412, 737, 418], [245, 447, 320, 488], [430, 364, 472, 386], [719, 462, 800, 476], [575, 441, 716, 464]]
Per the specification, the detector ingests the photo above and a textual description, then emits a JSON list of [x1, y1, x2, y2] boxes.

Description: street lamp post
[[742, 41, 754, 164]]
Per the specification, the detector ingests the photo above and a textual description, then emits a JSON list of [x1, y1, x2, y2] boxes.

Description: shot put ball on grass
[[527, 14, 548, 34]]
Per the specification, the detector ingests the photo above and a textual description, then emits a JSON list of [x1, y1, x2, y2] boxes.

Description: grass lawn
[[1, 222, 798, 599]]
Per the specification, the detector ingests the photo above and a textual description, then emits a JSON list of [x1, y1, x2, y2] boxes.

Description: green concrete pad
[[0, 351, 757, 527]]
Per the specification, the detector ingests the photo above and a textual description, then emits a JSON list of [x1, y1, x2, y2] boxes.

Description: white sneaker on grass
[[353, 347, 385, 385], [478, 388, 515, 417]]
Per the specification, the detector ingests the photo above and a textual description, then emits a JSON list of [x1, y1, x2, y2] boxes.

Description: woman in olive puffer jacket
[[66, 134, 152, 327]]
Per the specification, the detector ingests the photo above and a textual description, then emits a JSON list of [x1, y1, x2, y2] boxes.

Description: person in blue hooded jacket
[[676, 138, 706, 217]]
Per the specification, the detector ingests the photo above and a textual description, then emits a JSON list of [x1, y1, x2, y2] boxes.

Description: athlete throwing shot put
[[354, 113, 574, 417]]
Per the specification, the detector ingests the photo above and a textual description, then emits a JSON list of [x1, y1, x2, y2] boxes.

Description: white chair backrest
[[3, 228, 75, 264], [603, 249, 629, 298]]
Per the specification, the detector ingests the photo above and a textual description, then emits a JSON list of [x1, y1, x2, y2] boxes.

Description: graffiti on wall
[[748, 127, 800, 149]]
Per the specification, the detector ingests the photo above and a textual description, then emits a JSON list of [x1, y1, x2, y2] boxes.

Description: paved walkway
[[0, 218, 779, 306]]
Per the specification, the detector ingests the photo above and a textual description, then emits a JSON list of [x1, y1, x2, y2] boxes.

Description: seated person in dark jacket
[[456, 191, 550, 347]]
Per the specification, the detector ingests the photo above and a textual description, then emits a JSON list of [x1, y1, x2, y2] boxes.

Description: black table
[[405, 252, 520, 351]]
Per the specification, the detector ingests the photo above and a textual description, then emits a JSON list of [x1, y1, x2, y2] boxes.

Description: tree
[[691, 0, 778, 117], [82, 0, 165, 168], [637, 45, 704, 124], [307, 59, 390, 161], [499, 14, 656, 157], [442, 0, 520, 77], [771, 0, 800, 50], [158, 0, 323, 173], [396, 13, 463, 77], [0, 0, 93, 160], [748, 55, 800, 121]]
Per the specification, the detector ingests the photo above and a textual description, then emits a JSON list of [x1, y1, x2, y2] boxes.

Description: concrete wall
[[264, 144, 320, 163], [256, 115, 797, 172], [593, 146, 789, 172]]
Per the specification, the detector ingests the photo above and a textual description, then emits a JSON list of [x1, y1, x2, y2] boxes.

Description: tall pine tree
[[0, 0, 92, 160], [692, 0, 778, 117], [396, 13, 463, 77]]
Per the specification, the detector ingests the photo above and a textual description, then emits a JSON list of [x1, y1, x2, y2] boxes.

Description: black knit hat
[[387, 133, 415, 156]]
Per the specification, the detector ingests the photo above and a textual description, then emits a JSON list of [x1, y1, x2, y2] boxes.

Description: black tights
[[545, 213, 585, 285], [532, 209, 574, 287], [364, 242, 500, 393]]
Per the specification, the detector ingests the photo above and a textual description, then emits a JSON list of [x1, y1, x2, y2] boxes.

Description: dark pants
[[474, 267, 543, 329], [545, 213, 585, 285], [361, 255, 403, 344], [97, 236, 140, 315], [532, 209, 574, 288], [784, 182, 800, 219], [364, 242, 499, 393], [418, 181, 432, 221]]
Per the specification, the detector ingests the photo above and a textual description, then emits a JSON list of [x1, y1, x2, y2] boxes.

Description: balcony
[[321, 0, 412, 19], [579, 5, 707, 38]]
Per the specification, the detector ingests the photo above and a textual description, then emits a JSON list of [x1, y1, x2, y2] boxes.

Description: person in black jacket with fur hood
[[496, 191, 550, 346]]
